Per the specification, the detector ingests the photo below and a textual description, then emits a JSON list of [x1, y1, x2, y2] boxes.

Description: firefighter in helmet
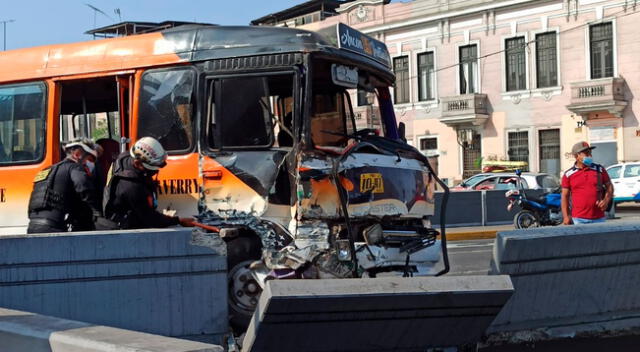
[[103, 137, 195, 229]]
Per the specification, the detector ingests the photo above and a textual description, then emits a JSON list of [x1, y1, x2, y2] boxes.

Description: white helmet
[[130, 137, 167, 170], [65, 138, 98, 158]]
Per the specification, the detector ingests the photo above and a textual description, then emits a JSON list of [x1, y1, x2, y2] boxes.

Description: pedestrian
[[103, 136, 195, 229], [561, 141, 614, 225], [27, 138, 102, 233]]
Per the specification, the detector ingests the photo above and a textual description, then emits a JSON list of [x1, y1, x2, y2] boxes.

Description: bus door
[[135, 67, 199, 218], [201, 71, 298, 224], [0, 81, 50, 234]]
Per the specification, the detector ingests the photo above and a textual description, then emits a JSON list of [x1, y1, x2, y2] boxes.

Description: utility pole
[[1, 19, 15, 51]]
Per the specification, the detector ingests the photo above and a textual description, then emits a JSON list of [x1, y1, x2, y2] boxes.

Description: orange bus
[[0, 24, 447, 328]]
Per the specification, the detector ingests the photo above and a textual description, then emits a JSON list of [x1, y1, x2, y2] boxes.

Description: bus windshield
[[309, 59, 388, 150]]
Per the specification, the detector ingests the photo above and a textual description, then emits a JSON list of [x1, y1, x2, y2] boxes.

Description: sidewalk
[[445, 224, 514, 241], [444, 204, 640, 241]]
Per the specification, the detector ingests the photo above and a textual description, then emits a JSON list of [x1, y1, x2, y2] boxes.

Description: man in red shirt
[[561, 141, 614, 225]]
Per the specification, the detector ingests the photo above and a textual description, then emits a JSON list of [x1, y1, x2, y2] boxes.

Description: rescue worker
[[27, 139, 102, 234], [103, 137, 195, 229]]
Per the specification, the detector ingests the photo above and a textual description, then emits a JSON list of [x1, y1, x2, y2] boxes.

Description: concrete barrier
[[243, 276, 514, 352], [0, 229, 228, 342], [489, 222, 640, 338], [432, 190, 545, 227], [0, 307, 223, 352]]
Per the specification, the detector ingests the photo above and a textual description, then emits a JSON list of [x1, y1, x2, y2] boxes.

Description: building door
[[589, 126, 617, 167], [591, 141, 617, 167], [462, 133, 481, 178], [539, 129, 560, 176]]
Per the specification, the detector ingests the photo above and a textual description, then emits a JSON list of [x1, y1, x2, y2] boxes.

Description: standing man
[[27, 139, 102, 233], [103, 137, 194, 229], [561, 141, 614, 225]]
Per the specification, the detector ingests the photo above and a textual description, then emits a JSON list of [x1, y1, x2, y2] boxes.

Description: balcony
[[566, 77, 627, 118], [439, 94, 489, 127]]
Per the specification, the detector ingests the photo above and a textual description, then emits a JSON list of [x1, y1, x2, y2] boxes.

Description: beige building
[[265, 0, 640, 184]]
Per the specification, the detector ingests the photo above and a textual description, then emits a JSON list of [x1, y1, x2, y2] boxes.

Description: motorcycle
[[505, 170, 563, 229]]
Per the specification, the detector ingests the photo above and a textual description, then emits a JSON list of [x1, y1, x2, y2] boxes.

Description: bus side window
[[138, 68, 195, 153], [0, 82, 47, 165]]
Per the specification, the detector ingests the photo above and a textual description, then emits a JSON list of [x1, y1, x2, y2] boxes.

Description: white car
[[607, 163, 640, 203], [452, 172, 559, 191]]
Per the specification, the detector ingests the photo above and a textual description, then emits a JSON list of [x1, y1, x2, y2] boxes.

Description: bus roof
[[0, 25, 393, 84]]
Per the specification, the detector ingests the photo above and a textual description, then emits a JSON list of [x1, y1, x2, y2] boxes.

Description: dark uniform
[[27, 159, 101, 233], [103, 153, 179, 229]]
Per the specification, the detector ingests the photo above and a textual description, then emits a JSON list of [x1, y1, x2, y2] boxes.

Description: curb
[[446, 230, 499, 241]]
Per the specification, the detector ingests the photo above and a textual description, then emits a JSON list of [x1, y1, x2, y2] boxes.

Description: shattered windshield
[[138, 68, 195, 152]]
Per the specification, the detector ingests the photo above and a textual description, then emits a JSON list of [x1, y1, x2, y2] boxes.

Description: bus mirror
[[398, 122, 407, 143]]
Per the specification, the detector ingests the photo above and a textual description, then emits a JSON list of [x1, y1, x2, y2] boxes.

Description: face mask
[[582, 157, 593, 166], [85, 161, 95, 174]]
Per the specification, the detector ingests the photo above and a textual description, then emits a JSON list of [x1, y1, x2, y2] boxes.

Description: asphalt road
[[447, 239, 494, 276], [445, 204, 640, 276]]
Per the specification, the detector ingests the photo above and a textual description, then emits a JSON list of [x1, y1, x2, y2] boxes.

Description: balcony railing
[[439, 93, 489, 126], [567, 77, 627, 118]]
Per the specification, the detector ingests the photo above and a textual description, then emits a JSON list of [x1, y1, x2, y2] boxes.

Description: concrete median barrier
[[0, 228, 228, 342], [0, 307, 222, 352], [489, 222, 640, 340], [242, 276, 513, 352]]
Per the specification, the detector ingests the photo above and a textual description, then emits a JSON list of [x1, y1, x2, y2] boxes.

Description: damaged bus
[[0, 23, 449, 330]]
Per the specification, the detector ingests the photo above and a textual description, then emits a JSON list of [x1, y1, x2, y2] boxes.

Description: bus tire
[[227, 235, 263, 333]]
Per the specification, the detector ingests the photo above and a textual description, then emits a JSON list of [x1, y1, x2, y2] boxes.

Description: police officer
[[27, 139, 102, 234], [103, 137, 195, 229]]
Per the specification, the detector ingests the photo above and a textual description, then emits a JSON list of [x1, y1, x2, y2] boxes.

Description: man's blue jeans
[[573, 217, 606, 224]]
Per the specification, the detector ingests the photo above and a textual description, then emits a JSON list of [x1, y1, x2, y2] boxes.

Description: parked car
[[452, 172, 559, 191], [607, 162, 640, 203]]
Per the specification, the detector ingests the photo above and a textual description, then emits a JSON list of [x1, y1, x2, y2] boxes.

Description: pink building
[[288, 0, 640, 184]]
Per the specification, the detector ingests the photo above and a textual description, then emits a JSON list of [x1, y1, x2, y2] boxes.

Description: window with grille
[[459, 45, 477, 94], [508, 131, 529, 170], [590, 22, 613, 79], [417, 52, 435, 101], [505, 37, 527, 91], [419, 136, 438, 156], [536, 32, 558, 88], [393, 56, 410, 104], [539, 129, 560, 176]]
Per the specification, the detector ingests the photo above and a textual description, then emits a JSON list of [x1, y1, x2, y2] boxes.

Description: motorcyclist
[[27, 138, 102, 233], [103, 136, 195, 229]]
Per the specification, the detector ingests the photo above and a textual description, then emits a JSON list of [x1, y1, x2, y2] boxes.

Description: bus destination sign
[[333, 23, 391, 68]]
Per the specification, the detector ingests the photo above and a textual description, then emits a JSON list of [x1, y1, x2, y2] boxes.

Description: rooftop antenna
[[85, 3, 114, 38], [0, 19, 15, 51], [114, 8, 122, 22]]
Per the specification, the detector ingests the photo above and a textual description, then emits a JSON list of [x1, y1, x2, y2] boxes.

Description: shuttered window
[[536, 32, 558, 88], [393, 56, 410, 104], [459, 45, 477, 94], [417, 52, 435, 101], [590, 22, 614, 79], [505, 37, 527, 91]]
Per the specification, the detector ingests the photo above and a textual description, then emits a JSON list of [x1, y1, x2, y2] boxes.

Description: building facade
[[293, 0, 640, 184]]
